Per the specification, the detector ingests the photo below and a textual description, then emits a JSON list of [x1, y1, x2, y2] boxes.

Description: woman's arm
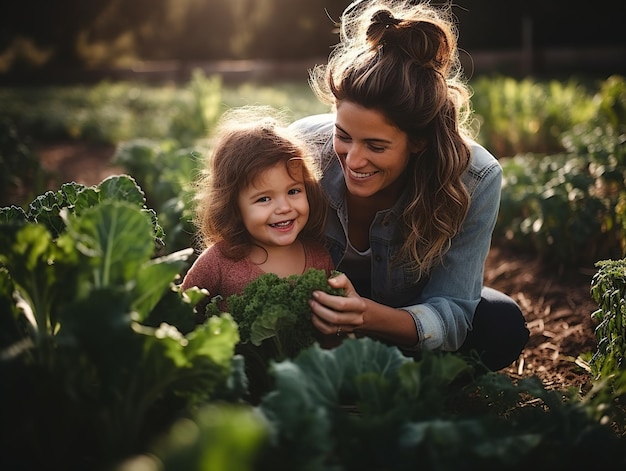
[[401, 144, 503, 351]]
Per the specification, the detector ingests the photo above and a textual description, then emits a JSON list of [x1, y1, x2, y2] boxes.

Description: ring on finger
[[336, 325, 342, 336]]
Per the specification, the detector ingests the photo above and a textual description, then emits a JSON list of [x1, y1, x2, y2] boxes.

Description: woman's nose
[[345, 144, 366, 167]]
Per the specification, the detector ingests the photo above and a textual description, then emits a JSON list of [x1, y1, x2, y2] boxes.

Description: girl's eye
[[288, 188, 303, 195], [255, 196, 270, 203]]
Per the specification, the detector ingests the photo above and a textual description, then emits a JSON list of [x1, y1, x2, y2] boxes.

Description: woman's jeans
[[458, 287, 530, 371]]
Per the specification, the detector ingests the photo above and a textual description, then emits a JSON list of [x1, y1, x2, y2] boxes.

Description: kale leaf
[[206, 268, 344, 362]]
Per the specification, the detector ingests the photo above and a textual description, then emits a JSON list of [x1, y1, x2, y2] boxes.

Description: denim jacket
[[291, 114, 502, 351]]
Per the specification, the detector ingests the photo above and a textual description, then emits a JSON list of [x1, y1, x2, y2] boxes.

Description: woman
[[293, 0, 529, 370]]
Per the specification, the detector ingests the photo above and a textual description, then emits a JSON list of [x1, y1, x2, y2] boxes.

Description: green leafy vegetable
[[201, 268, 343, 403], [0, 175, 241, 470], [256, 338, 624, 470], [223, 268, 344, 360]]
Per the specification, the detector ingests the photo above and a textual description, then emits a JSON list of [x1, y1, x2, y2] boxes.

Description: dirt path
[[37, 140, 123, 189], [485, 245, 597, 389]]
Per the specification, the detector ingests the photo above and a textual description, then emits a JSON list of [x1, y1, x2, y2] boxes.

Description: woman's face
[[333, 100, 419, 200]]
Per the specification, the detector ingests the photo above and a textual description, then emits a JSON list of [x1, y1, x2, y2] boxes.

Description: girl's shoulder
[[302, 239, 335, 273]]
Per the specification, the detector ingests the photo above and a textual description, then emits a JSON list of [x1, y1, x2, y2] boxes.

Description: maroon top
[[181, 239, 334, 310]]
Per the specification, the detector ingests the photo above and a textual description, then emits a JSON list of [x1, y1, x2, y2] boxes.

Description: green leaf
[[58, 287, 140, 390], [132, 248, 193, 322], [0, 205, 27, 224], [249, 305, 296, 346], [133, 313, 239, 404], [65, 200, 154, 287], [97, 174, 146, 206], [0, 224, 79, 335], [186, 313, 240, 368]]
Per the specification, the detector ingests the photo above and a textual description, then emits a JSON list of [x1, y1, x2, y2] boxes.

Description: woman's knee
[[460, 287, 530, 371]]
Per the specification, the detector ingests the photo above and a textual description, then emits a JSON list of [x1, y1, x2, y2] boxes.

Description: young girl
[[180, 106, 334, 315]]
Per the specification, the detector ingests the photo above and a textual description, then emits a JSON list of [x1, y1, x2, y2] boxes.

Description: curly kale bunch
[[212, 268, 344, 361]]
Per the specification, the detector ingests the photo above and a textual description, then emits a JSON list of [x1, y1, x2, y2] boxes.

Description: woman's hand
[[308, 273, 367, 337], [309, 273, 420, 347]]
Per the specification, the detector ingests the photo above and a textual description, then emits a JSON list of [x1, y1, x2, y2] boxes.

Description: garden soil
[[35, 141, 600, 393]]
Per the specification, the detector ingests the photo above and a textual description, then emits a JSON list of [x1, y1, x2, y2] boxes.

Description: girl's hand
[[308, 273, 367, 337]]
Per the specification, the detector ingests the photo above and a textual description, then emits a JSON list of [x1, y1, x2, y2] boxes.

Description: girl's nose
[[274, 195, 292, 213]]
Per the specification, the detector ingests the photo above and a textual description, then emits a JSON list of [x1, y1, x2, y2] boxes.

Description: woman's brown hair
[[309, 0, 474, 276]]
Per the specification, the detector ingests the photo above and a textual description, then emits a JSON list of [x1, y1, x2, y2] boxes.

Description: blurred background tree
[[0, 0, 623, 78]]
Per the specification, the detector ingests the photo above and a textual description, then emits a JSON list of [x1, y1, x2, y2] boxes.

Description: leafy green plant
[[496, 153, 618, 267], [590, 258, 626, 375], [0, 175, 240, 471], [0, 71, 224, 145], [201, 268, 345, 403], [113, 339, 625, 470], [0, 117, 46, 206], [223, 269, 344, 357], [471, 75, 597, 157], [112, 139, 200, 253], [255, 339, 624, 470], [494, 76, 626, 268]]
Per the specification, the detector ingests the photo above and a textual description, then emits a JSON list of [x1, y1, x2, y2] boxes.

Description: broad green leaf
[[137, 314, 238, 371], [58, 287, 141, 390], [27, 190, 67, 236], [97, 174, 146, 206], [65, 201, 154, 287], [132, 248, 193, 321], [138, 322, 190, 368], [260, 358, 334, 469], [187, 313, 239, 368], [132, 313, 238, 405], [0, 224, 79, 334], [69, 186, 100, 214]]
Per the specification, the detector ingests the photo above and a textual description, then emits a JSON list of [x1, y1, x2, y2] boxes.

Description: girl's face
[[334, 100, 420, 200], [237, 161, 310, 250]]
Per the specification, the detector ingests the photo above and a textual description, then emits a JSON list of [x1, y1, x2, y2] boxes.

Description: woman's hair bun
[[366, 9, 400, 47], [365, 7, 450, 72]]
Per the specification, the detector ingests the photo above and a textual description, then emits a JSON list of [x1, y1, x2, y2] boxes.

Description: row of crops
[[1, 72, 625, 470]]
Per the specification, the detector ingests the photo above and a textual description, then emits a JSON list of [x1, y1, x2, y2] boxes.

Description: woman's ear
[[410, 138, 427, 155]]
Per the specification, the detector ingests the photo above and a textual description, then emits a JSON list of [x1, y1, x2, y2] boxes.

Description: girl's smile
[[237, 162, 310, 250]]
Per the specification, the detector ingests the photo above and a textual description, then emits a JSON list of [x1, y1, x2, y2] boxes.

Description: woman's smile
[[348, 168, 378, 179]]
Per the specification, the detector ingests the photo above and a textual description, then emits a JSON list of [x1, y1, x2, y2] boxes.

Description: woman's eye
[[335, 132, 350, 142], [368, 144, 385, 153]]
